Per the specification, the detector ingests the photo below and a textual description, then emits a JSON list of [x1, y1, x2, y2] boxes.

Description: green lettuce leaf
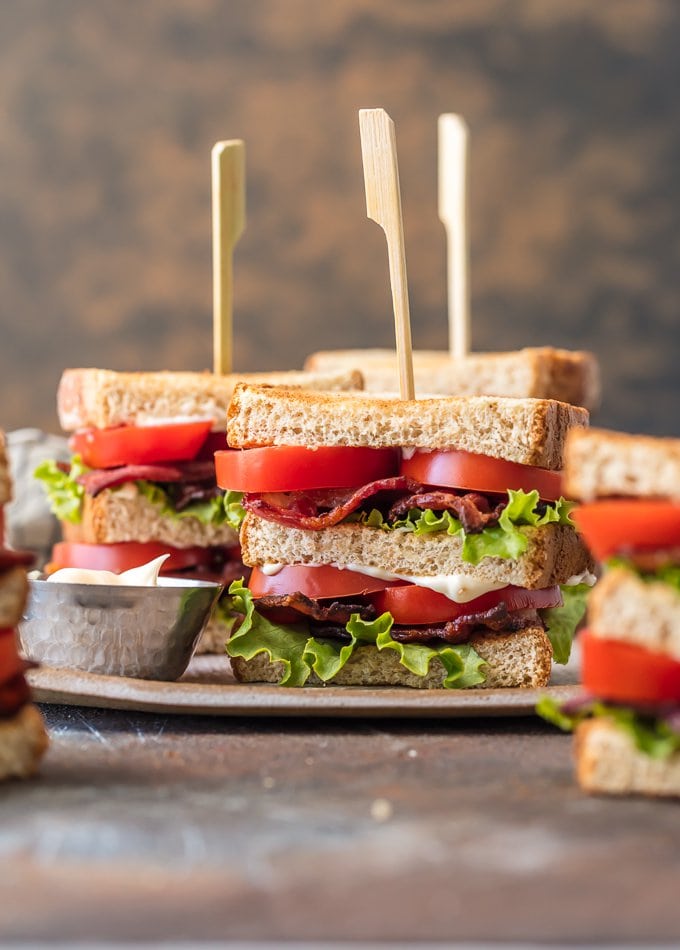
[[539, 583, 590, 665], [608, 557, 680, 594], [34, 455, 89, 524], [223, 490, 246, 532], [135, 481, 229, 527], [225, 580, 487, 689], [536, 696, 680, 760], [351, 490, 573, 565]]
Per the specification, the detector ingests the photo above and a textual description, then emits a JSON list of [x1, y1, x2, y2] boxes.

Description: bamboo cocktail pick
[[359, 108, 415, 400], [438, 114, 470, 360], [212, 140, 246, 375]]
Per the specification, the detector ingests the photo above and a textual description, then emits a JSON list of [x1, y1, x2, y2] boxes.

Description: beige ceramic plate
[[27, 654, 580, 718]]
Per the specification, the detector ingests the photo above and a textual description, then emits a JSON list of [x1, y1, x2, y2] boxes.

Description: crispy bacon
[[0, 548, 34, 572], [388, 491, 507, 533], [255, 592, 376, 624], [78, 459, 217, 496], [389, 607, 539, 644], [244, 476, 419, 529]]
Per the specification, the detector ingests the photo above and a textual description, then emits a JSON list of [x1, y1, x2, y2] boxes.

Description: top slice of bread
[[304, 346, 601, 411], [57, 368, 363, 432], [0, 431, 11, 507], [227, 385, 589, 469], [564, 427, 680, 501]]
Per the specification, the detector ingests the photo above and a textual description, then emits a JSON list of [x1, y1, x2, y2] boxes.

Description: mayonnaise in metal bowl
[[19, 557, 223, 680]]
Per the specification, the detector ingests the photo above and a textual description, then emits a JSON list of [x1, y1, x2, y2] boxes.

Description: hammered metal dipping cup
[[19, 577, 222, 681]]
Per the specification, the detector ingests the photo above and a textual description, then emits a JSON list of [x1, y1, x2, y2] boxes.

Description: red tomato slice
[[70, 421, 213, 469], [573, 501, 680, 560], [48, 541, 226, 575], [215, 446, 399, 492], [368, 583, 562, 625], [581, 629, 680, 704], [400, 449, 563, 501], [248, 564, 401, 599], [0, 629, 24, 686]]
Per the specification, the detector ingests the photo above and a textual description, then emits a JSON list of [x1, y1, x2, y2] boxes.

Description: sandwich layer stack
[[545, 427, 680, 797], [305, 346, 600, 411], [217, 385, 595, 689], [0, 430, 48, 779], [36, 367, 363, 653]]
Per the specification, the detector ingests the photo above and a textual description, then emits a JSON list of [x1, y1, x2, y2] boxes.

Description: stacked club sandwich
[[539, 427, 680, 797], [0, 431, 48, 779], [36, 367, 362, 652], [305, 347, 601, 412], [217, 384, 595, 689]]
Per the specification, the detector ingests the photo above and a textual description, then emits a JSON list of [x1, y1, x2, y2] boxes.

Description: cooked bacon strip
[[389, 607, 539, 644], [0, 548, 34, 571], [388, 491, 507, 533], [255, 592, 376, 624], [244, 476, 419, 529], [78, 459, 217, 496], [0, 670, 31, 718]]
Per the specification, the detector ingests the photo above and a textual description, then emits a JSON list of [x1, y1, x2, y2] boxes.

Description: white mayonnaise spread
[[47, 555, 170, 587], [563, 570, 597, 587]]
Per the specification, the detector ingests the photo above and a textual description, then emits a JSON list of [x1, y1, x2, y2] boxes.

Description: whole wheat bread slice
[[587, 567, 680, 661], [230, 623, 552, 689], [0, 567, 29, 628], [239, 514, 594, 589], [565, 427, 680, 501], [227, 385, 589, 469], [0, 431, 11, 507], [58, 367, 363, 432], [0, 704, 49, 781], [305, 346, 600, 410], [75, 485, 238, 548], [575, 718, 680, 797]]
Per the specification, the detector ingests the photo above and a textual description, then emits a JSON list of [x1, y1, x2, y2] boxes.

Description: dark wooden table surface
[[1, 704, 679, 944]]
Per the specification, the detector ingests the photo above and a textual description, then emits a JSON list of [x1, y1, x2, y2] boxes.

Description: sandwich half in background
[[217, 384, 595, 689], [0, 431, 48, 780], [35, 367, 362, 652], [539, 427, 680, 797], [304, 347, 601, 412]]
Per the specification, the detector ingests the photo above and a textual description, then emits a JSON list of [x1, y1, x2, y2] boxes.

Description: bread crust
[[304, 347, 600, 410], [0, 567, 29, 628], [78, 485, 238, 548], [565, 427, 680, 501], [240, 514, 594, 589], [575, 718, 680, 797], [227, 384, 589, 469], [230, 624, 553, 689], [57, 368, 363, 432], [588, 567, 680, 661], [0, 704, 48, 781]]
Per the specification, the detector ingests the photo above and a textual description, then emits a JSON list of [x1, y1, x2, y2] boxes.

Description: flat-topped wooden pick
[[359, 108, 415, 400], [438, 113, 470, 360], [212, 139, 246, 375]]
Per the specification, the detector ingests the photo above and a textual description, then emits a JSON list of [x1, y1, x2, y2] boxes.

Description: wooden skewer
[[359, 108, 415, 400], [212, 140, 246, 375], [438, 113, 470, 360]]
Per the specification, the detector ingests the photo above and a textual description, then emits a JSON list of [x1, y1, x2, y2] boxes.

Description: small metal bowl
[[19, 577, 222, 681]]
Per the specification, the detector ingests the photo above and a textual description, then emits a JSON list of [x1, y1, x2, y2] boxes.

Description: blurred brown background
[[1, 0, 679, 434]]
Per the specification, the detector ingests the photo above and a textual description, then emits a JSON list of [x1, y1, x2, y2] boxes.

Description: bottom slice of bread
[[0, 704, 48, 781], [576, 718, 680, 798], [230, 624, 552, 689]]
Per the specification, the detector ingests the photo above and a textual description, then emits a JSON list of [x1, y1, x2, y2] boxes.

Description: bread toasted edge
[[0, 704, 49, 781], [57, 367, 364, 431], [0, 567, 29, 628], [575, 718, 680, 798], [0, 431, 11, 507], [230, 623, 552, 689], [227, 383, 588, 468]]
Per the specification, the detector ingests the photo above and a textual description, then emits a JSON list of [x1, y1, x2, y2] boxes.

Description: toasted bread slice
[[564, 427, 680, 501], [240, 514, 594, 589], [228, 385, 588, 469], [305, 347, 600, 410], [575, 718, 680, 797], [57, 367, 363, 432], [0, 704, 48, 781], [74, 485, 238, 548], [0, 431, 11, 507], [0, 567, 29, 628], [588, 567, 680, 661], [231, 623, 552, 689]]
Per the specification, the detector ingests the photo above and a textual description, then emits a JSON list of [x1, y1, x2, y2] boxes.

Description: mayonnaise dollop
[[47, 555, 170, 587]]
